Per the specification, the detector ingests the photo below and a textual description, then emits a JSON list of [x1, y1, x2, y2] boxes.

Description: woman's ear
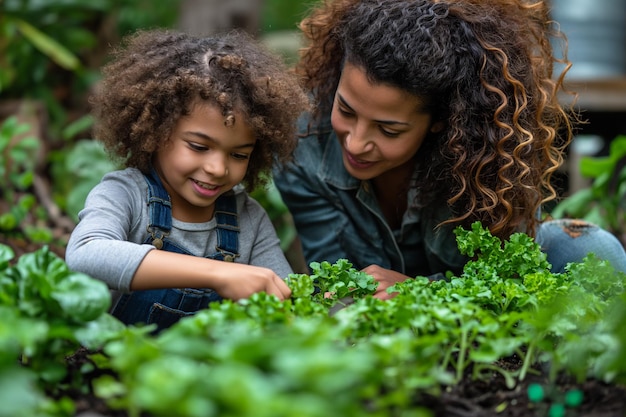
[[430, 121, 445, 133]]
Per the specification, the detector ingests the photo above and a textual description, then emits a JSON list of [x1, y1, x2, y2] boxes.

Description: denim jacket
[[273, 114, 468, 278]]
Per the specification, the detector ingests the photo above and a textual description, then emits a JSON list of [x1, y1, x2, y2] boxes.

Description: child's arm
[[131, 250, 291, 300], [66, 170, 291, 300]]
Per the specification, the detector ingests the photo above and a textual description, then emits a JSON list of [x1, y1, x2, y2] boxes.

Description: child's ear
[[430, 121, 445, 133]]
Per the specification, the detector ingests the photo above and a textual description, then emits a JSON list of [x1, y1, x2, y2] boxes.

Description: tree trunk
[[177, 0, 265, 37]]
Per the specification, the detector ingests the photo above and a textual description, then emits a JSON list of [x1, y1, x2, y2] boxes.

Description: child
[[66, 29, 310, 330]]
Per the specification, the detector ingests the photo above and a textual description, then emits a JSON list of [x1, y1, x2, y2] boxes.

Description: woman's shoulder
[[295, 112, 333, 145], [291, 112, 338, 164]]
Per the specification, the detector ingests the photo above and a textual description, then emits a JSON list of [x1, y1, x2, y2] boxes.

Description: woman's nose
[[344, 125, 374, 154]]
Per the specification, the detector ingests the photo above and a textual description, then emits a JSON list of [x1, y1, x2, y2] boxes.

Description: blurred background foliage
[[0, 0, 312, 270]]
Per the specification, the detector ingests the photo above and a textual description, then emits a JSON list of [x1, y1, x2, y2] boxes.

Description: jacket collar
[[318, 131, 362, 190]]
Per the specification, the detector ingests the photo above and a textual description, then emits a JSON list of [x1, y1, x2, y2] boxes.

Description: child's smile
[[191, 178, 221, 197]]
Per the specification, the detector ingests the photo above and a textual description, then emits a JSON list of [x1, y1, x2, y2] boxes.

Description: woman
[[273, 0, 626, 299]]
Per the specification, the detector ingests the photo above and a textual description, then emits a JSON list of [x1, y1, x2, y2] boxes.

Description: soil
[[59, 346, 625, 417], [422, 368, 626, 417], [69, 377, 626, 417]]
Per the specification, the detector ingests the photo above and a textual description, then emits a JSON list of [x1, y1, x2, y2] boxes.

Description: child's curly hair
[[90, 29, 310, 191], [296, 0, 578, 240]]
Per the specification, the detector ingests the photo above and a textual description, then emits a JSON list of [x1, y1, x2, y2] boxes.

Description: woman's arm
[[239, 194, 294, 278], [274, 162, 350, 270]]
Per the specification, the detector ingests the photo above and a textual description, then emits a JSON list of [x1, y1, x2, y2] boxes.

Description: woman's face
[[331, 62, 442, 181]]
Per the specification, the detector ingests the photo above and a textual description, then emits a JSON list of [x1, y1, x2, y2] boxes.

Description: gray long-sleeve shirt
[[66, 168, 292, 299]]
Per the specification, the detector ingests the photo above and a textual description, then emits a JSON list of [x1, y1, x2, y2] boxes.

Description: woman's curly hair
[[90, 29, 310, 191], [296, 0, 577, 239]]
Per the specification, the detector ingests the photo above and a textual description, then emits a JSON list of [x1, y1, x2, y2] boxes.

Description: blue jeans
[[537, 219, 626, 273], [111, 169, 240, 333]]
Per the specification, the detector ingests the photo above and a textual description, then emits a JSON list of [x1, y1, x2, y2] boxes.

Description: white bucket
[[551, 0, 626, 79]]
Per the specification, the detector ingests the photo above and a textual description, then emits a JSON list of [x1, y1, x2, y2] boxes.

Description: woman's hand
[[361, 264, 410, 300]]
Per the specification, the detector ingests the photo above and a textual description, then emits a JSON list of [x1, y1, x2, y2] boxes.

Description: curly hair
[[296, 0, 577, 239], [90, 29, 310, 191]]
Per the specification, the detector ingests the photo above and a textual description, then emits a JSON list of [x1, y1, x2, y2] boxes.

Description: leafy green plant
[[0, 116, 41, 232], [90, 223, 626, 417], [0, 0, 183, 250], [0, 0, 180, 133], [0, 3, 82, 94], [1, 1, 96, 134], [0, 243, 122, 392], [308, 258, 379, 302], [51, 135, 120, 222], [552, 134, 626, 244], [2, 222, 626, 416]]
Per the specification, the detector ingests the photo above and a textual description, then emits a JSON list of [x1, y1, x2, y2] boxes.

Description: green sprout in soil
[[527, 382, 584, 417]]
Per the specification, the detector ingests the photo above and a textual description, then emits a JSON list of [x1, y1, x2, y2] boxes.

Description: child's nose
[[204, 153, 228, 178]]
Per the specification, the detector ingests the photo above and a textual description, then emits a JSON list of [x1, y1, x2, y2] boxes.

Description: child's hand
[[212, 263, 292, 301], [131, 251, 292, 301]]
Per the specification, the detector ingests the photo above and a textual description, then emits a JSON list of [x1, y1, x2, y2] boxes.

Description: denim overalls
[[111, 169, 240, 332]]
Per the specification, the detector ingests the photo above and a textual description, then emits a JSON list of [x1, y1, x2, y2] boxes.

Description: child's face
[[331, 62, 442, 182], [154, 101, 256, 222]]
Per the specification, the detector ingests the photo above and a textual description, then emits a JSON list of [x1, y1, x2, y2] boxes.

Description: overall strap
[[144, 168, 172, 249], [143, 168, 240, 259], [213, 193, 240, 262]]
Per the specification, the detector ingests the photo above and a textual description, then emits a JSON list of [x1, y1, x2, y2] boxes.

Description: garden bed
[[2, 223, 626, 417], [67, 348, 626, 417]]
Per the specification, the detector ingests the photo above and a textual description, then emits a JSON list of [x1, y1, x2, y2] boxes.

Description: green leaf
[[579, 136, 626, 178], [15, 18, 81, 70], [580, 155, 614, 178], [0, 367, 50, 417], [51, 272, 111, 323], [583, 206, 610, 230], [74, 314, 126, 350], [551, 188, 595, 218], [0, 244, 15, 266], [61, 114, 94, 141], [608, 136, 626, 160], [0, 213, 18, 231]]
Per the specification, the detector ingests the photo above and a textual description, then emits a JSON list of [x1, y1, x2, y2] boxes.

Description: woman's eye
[[380, 127, 401, 138], [338, 107, 354, 117], [188, 142, 208, 151]]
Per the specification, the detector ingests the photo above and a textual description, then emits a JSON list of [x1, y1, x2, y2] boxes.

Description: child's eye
[[231, 153, 250, 161]]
